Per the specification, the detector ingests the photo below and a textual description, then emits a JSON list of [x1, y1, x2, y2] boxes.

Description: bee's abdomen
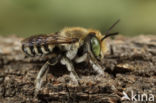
[[22, 44, 55, 56]]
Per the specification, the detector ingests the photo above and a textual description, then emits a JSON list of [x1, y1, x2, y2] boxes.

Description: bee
[[21, 20, 119, 95]]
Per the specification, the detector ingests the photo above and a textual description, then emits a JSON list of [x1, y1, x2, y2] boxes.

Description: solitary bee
[[21, 20, 119, 95]]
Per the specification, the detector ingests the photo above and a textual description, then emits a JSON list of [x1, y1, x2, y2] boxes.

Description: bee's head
[[85, 19, 120, 60], [85, 31, 118, 61], [86, 32, 102, 60]]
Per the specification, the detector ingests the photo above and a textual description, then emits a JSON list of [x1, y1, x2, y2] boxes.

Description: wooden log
[[0, 35, 155, 103]]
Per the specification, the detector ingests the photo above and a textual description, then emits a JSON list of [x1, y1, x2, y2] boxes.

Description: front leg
[[75, 53, 104, 75], [60, 57, 80, 85], [75, 53, 87, 63], [89, 58, 104, 75]]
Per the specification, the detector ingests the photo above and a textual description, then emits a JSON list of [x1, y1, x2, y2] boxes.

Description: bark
[[0, 35, 155, 103]]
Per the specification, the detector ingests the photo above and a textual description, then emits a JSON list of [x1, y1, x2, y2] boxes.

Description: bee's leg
[[35, 57, 59, 96], [89, 59, 104, 75], [35, 61, 50, 96], [75, 53, 87, 63], [60, 57, 80, 85], [75, 53, 104, 75], [66, 44, 78, 60]]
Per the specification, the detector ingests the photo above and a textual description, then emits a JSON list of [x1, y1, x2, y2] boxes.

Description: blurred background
[[0, 0, 156, 37]]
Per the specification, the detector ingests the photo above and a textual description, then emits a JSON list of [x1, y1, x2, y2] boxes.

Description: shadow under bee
[[48, 62, 97, 78]]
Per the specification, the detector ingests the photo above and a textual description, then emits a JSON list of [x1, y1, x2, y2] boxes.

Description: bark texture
[[0, 35, 155, 103]]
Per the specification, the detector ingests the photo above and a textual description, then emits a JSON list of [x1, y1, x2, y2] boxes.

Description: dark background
[[0, 0, 156, 37]]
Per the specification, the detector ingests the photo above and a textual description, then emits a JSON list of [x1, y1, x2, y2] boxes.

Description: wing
[[22, 33, 79, 47]]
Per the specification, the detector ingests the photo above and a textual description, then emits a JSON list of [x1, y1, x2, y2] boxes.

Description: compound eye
[[91, 37, 100, 57]]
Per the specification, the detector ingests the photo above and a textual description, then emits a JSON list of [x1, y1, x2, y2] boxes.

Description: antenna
[[101, 19, 120, 41]]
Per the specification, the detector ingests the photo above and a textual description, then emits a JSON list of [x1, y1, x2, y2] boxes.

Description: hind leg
[[35, 57, 59, 96], [35, 61, 49, 96]]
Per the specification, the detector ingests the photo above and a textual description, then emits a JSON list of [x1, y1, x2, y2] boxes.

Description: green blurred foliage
[[0, 0, 156, 37]]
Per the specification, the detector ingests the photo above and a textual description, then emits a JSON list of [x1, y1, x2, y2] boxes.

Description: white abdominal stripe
[[22, 44, 55, 56]]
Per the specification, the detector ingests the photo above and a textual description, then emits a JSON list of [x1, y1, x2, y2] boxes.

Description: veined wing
[[22, 33, 79, 47]]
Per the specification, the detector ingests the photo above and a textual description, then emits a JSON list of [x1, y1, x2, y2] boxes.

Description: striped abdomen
[[22, 44, 55, 56], [21, 33, 78, 57]]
